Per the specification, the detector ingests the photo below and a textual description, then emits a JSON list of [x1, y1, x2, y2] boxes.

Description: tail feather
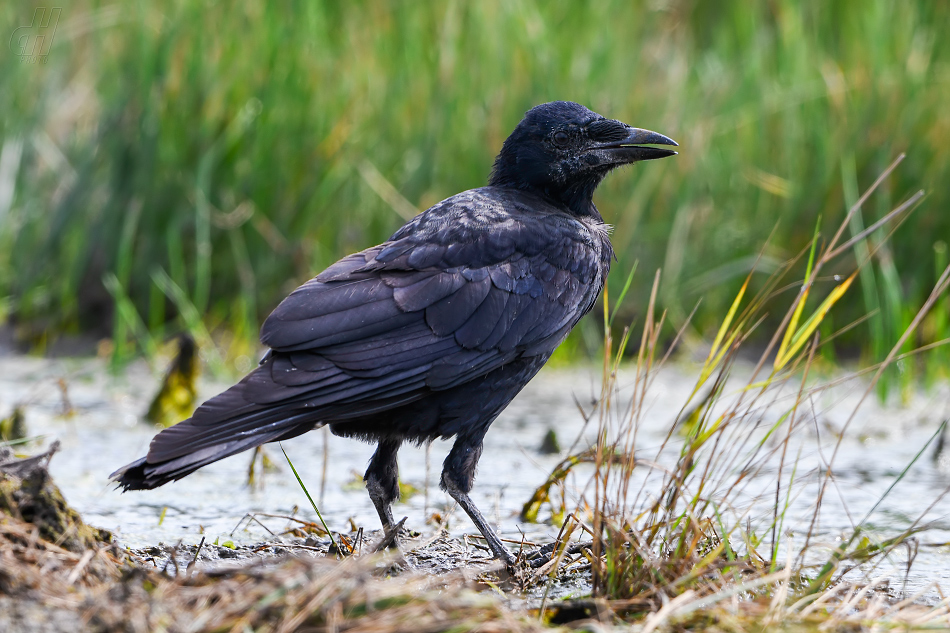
[[110, 422, 313, 490], [111, 361, 322, 491], [111, 348, 431, 491]]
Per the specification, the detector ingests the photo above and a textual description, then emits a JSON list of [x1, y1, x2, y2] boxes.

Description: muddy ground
[[5, 435, 950, 632], [3, 354, 950, 631], [0, 442, 603, 633]]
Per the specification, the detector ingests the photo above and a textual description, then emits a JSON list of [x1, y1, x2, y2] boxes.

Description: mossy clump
[[0, 406, 27, 443], [145, 333, 199, 428], [0, 443, 111, 553]]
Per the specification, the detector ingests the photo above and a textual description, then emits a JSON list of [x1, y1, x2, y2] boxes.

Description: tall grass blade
[[608, 262, 638, 329], [103, 273, 158, 360], [150, 267, 226, 375], [806, 420, 946, 594], [775, 218, 821, 368], [280, 443, 339, 554], [699, 274, 749, 385], [775, 272, 857, 370]]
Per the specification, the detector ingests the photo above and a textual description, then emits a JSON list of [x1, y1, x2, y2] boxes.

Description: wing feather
[[455, 286, 509, 348], [391, 272, 466, 311], [424, 275, 493, 336]]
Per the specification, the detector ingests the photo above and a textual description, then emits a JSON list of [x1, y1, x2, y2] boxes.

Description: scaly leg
[[364, 438, 401, 533], [441, 433, 516, 566]]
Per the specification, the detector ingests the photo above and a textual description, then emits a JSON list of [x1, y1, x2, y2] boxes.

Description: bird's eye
[[553, 131, 570, 147]]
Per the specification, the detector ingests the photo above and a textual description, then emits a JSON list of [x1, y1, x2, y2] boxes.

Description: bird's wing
[[256, 210, 603, 394], [141, 196, 606, 468]]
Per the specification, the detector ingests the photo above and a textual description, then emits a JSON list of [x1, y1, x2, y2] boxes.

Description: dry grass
[[2, 438, 950, 631], [520, 156, 950, 626], [4, 505, 950, 632], [0, 511, 551, 633]]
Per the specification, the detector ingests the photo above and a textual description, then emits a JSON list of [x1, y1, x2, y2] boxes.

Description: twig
[[66, 549, 94, 585], [186, 536, 205, 577], [371, 517, 407, 553]]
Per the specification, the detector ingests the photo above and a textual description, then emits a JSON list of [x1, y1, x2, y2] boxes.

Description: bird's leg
[[441, 434, 517, 567], [364, 438, 402, 534]]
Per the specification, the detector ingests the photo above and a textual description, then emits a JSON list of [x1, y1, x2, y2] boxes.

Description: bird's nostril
[[588, 119, 630, 142]]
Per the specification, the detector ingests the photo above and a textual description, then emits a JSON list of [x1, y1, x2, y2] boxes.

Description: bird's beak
[[595, 126, 678, 164]]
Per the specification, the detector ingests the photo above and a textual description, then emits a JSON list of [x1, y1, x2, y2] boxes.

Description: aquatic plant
[[553, 157, 950, 625]]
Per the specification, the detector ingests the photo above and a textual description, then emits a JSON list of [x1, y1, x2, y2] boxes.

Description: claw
[[371, 516, 408, 553]]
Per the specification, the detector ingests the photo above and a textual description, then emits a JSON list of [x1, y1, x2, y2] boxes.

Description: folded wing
[[115, 192, 606, 488]]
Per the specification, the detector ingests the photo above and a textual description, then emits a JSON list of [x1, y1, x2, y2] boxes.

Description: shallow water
[[2, 352, 948, 599]]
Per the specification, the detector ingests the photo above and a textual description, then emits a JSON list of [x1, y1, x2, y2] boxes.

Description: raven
[[112, 101, 677, 565]]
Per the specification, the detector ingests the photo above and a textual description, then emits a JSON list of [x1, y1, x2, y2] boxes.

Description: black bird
[[112, 101, 677, 565]]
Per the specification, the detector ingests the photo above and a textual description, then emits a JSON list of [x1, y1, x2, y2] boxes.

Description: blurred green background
[[1, 0, 947, 374]]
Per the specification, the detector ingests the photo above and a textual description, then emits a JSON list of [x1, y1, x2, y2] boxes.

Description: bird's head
[[489, 101, 677, 217]]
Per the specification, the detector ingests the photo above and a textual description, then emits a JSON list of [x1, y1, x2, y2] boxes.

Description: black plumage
[[112, 101, 677, 565]]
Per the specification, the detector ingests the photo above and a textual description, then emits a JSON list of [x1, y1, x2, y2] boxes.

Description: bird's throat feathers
[[489, 148, 611, 220]]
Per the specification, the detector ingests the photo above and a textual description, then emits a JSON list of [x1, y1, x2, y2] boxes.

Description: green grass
[[565, 177, 950, 614], [279, 442, 340, 554], [1, 1, 948, 381]]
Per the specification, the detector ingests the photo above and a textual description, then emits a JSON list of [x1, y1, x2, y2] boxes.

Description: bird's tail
[[113, 434, 267, 490], [110, 457, 154, 490], [110, 422, 313, 490], [110, 365, 318, 490]]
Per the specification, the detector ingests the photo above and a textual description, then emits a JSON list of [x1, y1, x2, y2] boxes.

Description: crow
[[112, 101, 677, 565]]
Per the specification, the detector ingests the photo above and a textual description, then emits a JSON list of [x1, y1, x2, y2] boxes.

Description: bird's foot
[[372, 516, 409, 553], [477, 535, 518, 570], [524, 540, 594, 569]]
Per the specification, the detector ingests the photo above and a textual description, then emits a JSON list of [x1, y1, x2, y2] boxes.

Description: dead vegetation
[[2, 407, 950, 631], [0, 443, 551, 633]]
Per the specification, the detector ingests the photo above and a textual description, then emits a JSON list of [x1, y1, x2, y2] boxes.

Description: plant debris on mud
[[2, 445, 949, 633]]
